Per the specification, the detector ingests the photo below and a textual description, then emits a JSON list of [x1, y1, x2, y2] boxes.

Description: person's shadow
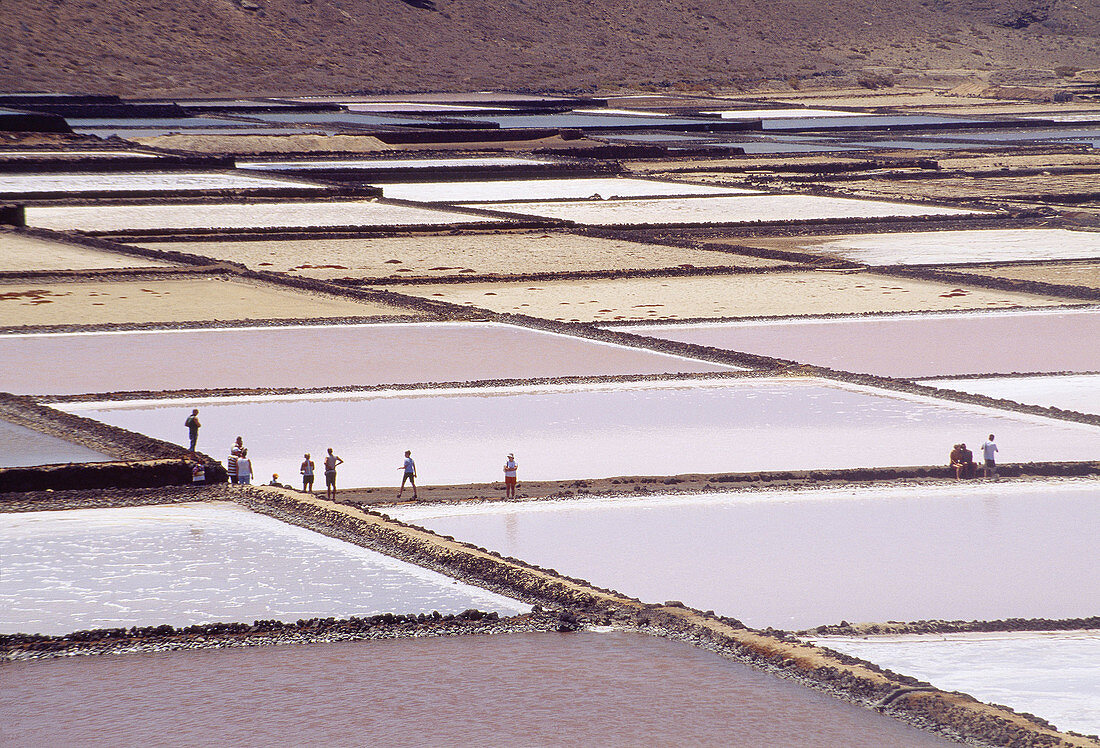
[[399, 0, 437, 10]]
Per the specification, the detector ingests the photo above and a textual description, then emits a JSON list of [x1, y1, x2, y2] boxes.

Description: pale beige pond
[[0, 232, 172, 272], [0, 277, 407, 327], [952, 261, 1100, 289], [388, 271, 1065, 322], [132, 232, 789, 280]]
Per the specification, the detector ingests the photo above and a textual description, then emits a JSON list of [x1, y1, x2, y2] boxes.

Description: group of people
[[298, 448, 344, 499], [950, 434, 999, 479]]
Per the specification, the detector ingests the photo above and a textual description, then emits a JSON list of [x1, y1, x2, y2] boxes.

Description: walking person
[[236, 449, 253, 486], [301, 453, 315, 494], [982, 434, 999, 479], [503, 453, 518, 499], [227, 436, 245, 484], [324, 448, 343, 500], [397, 450, 417, 500], [185, 409, 201, 451]]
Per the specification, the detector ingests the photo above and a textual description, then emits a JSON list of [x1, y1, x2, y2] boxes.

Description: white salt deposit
[[811, 631, 1100, 736], [24, 200, 501, 232], [0, 502, 528, 635], [379, 178, 755, 203], [0, 172, 317, 195], [237, 157, 552, 171], [703, 108, 864, 119], [922, 374, 1100, 415], [391, 479, 1100, 630], [462, 194, 982, 226]]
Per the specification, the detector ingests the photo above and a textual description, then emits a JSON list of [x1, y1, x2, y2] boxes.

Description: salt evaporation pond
[[465, 194, 981, 226], [776, 228, 1100, 266], [0, 233, 170, 271], [0, 171, 318, 196], [0, 502, 526, 635], [616, 307, 1100, 378], [703, 108, 865, 119], [0, 420, 112, 467], [922, 374, 1100, 415], [0, 632, 957, 748], [392, 480, 1100, 630], [61, 379, 1100, 487], [0, 322, 736, 395], [377, 178, 755, 202], [237, 156, 553, 171], [24, 200, 502, 232], [811, 631, 1100, 736]]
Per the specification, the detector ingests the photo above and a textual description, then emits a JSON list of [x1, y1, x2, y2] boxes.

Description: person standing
[[503, 453, 518, 499], [227, 436, 245, 484], [398, 450, 417, 500], [236, 448, 253, 486], [301, 453, 315, 494], [185, 409, 201, 451], [982, 434, 999, 479], [324, 448, 343, 500]]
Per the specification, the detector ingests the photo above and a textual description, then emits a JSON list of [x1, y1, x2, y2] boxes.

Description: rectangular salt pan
[[922, 374, 1100, 415], [237, 156, 553, 171], [24, 201, 502, 232], [60, 378, 1100, 487], [462, 194, 981, 226], [703, 108, 865, 119], [380, 178, 757, 203], [0, 322, 736, 395], [617, 308, 1100, 378], [786, 228, 1100, 266], [0, 502, 527, 635], [0, 420, 113, 467], [811, 632, 1100, 736], [0, 632, 954, 748], [391, 480, 1100, 630], [0, 172, 318, 195]]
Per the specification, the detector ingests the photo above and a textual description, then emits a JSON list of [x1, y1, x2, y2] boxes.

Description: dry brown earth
[[951, 261, 1100, 288]]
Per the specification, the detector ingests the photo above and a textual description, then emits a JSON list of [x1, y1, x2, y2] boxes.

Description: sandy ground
[[952, 262, 1100, 289], [0, 276, 408, 327], [0, 232, 172, 272], [383, 270, 1068, 322], [131, 133, 610, 155], [131, 232, 791, 280], [823, 174, 1100, 201]]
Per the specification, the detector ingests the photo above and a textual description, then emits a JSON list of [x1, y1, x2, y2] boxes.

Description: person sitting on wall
[[950, 443, 966, 479], [959, 443, 976, 479]]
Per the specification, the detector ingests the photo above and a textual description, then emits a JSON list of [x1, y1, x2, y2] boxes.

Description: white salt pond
[[777, 228, 1100, 266], [922, 374, 1100, 415], [0, 172, 318, 196], [0, 149, 160, 159], [237, 156, 554, 171], [0, 322, 735, 395], [464, 194, 982, 226], [378, 178, 756, 203], [0, 502, 527, 635], [704, 108, 865, 119], [0, 632, 957, 748], [24, 200, 503, 232], [60, 378, 1100, 487], [810, 631, 1100, 736], [0, 420, 112, 467], [392, 480, 1100, 630], [615, 307, 1100, 378]]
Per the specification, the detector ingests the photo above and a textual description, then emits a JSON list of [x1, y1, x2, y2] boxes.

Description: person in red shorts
[[503, 453, 518, 499]]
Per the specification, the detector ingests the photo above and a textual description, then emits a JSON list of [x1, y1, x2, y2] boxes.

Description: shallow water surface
[[377, 177, 754, 202], [618, 308, 1100, 377], [393, 480, 1100, 630], [0, 631, 958, 747], [0, 322, 734, 395], [812, 631, 1100, 735], [0, 502, 526, 635], [0, 420, 112, 467], [923, 374, 1100, 415], [61, 379, 1100, 486]]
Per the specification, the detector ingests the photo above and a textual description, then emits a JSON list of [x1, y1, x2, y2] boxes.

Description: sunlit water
[[391, 480, 1100, 629], [923, 374, 1100, 416], [59, 378, 1100, 487], [0, 631, 958, 747], [0, 502, 527, 635], [811, 631, 1100, 736], [377, 177, 755, 202], [0, 419, 112, 467]]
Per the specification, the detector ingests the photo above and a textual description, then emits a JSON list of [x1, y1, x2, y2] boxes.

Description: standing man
[[228, 436, 245, 484], [982, 434, 999, 479], [398, 450, 417, 500], [503, 453, 518, 499], [301, 453, 315, 494], [185, 409, 201, 451], [324, 447, 343, 500]]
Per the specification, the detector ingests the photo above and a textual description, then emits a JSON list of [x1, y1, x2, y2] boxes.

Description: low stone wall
[[0, 458, 225, 493]]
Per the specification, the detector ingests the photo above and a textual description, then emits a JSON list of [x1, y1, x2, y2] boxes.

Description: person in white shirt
[[981, 434, 999, 479], [236, 449, 253, 486], [503, 453, 518, 499], [324, 448, 343, 500]]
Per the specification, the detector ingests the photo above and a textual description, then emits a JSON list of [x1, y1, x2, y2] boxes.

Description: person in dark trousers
[[301, 453, 315, 493], [398, 450, 417, 500], [228, 436, 245, 484], [981, 434, 999, 479], [185, 409, 201, 451], [324, 448, 343, 500]]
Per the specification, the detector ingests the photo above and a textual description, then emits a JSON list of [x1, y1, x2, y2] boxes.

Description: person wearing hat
[[503, 453, 518, 499]]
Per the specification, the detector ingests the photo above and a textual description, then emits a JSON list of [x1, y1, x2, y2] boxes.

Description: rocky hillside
[[2, 0, 1098, 96]]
